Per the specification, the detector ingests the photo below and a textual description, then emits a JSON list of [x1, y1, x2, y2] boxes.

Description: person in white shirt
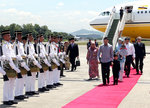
[[112, 6, 116, 13], [37, 34, 52, 92], [124, 37, 135, 77], [13, 31, 31, 100], [2, 30, 21, 105]]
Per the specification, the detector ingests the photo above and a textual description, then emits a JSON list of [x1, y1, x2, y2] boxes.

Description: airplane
[[74, 35, 80, 40], [90, 0, 150, 42]]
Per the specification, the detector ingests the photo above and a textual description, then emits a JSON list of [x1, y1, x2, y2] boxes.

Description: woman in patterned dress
[[86, 41, 99, 80]]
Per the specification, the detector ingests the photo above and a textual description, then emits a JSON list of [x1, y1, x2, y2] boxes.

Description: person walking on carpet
[[97, 37, 113, 85], [86, 41, 99, 80]]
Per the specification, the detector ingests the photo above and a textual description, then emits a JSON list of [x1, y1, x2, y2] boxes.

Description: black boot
[[40, 68, 44, 73], [17, 73, 23, 79], [49, 67, 53, 71], [3, 101, 13, 105], [3, 75, 9, 81], [58, 66, 61, 70], [27, 71, 32, 76]]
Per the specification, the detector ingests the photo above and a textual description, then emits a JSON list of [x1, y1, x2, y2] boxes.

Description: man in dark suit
[[134, 37, 146, 74], [66, 38, 79, 71]]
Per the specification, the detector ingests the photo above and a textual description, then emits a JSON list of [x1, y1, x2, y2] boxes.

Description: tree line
[[0, 23, 74, 40]]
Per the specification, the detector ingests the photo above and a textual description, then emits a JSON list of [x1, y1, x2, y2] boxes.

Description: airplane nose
[[89, 16, 110, 26]]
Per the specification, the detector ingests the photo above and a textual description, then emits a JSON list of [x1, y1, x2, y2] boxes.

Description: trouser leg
[[15, 75, 25, 96], [131, 59, 136, 68], [70, 58, 75, 71], [43, 71, 47, 87], [25, 76, 32, 92], [20, 75, 25, 95], [56, 69, 60, 83], [113, 72, 115, 84], [106, 62, 110, 84], [9, 78, 15, 101], [3, 81, 9, 102], [140, 57, 144, 72], [136, 57, 140, 73], [101, 63, 106, 84], [38, 72, 43, 89], [119, 62, 125, 81], [60, 66, 64, 76], [53, 69, 57, 84], [31, 72, 36, 91], [126, 55, 132, 76], [46, 70, 50, 86], [15, 78, 20, 96], [49, 71, 54, 85]]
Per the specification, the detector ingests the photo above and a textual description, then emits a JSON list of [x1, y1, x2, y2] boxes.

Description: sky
[[0, 0, 137, 33]]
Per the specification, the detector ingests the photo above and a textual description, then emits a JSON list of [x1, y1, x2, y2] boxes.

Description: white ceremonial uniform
[[14, 41, 30, 97], [50, 42, 60, 84], [46, 42, 54, 86], [0, 56, 9, 102], [37, 42, 51, 89], [25, 41, 42, 92], [2, 41, 21, 101]]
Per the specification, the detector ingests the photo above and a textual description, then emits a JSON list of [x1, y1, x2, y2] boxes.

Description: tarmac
[[0, 45, 149, 108]]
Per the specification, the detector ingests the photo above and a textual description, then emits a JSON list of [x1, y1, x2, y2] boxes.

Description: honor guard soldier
[[58, 36, 66, 77], [45, 35, 56, 89], [50, 35, 63, 86], [58, 46, 66, 78], [2, 30, 22, 105], [37, 34, 52, 92], [0, 34, 12, 105], [24, 33, 44, 95], [13, 31, 31, 100]]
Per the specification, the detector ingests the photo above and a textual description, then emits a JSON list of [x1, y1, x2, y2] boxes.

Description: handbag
[[76, 58, 80, 66]]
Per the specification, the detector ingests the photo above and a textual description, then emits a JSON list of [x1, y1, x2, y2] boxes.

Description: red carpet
[[63, 69, 141, 108]]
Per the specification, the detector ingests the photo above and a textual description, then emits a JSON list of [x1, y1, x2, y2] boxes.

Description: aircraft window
[[141, 11, 143, 14], [106, 11, 110, 15], [99, 11, 110, 16], [137, 11, 139, 14], [145, 11, 147, 13]]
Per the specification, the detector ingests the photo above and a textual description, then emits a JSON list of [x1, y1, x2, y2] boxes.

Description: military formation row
[[0, 30, 67, 105]]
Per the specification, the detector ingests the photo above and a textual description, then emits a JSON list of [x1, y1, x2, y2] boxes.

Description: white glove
[[21, 62, 30, 71], [52, 58, 60, 66], [9, 60, 21, 73], [17, 55, 23, 61], [60, 59, 65, 64], [34, 54, 38, 58], [44, 59, 51, 67], [0, 67, 6, 75], [0, 55, 6, 61], [33, 60, 42, 69]]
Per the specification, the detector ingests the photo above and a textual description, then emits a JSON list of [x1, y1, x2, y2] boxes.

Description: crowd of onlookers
[[86, 37, 146, 85]]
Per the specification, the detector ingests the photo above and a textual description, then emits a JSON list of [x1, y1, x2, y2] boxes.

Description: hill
[[71, 29, 103, 39]]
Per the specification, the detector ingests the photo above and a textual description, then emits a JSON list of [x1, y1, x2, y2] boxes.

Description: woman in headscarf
[[115, 38, 128, 81], [86, 41, 99, 80]]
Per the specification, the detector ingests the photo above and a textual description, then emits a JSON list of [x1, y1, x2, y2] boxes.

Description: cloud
[[0, 8, 97, 33], [57, 2, 64, 7], [88, 11, 99, 16], [0, 3, 6, 7], [0, 8, 43, 26]]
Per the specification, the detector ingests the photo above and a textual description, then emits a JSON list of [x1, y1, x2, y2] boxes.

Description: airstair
[[103, 11, 130, 50]]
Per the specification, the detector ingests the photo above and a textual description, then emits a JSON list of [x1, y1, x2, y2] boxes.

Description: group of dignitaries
[[87, 36, 146, 85], [0, 30, 67, 105]]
